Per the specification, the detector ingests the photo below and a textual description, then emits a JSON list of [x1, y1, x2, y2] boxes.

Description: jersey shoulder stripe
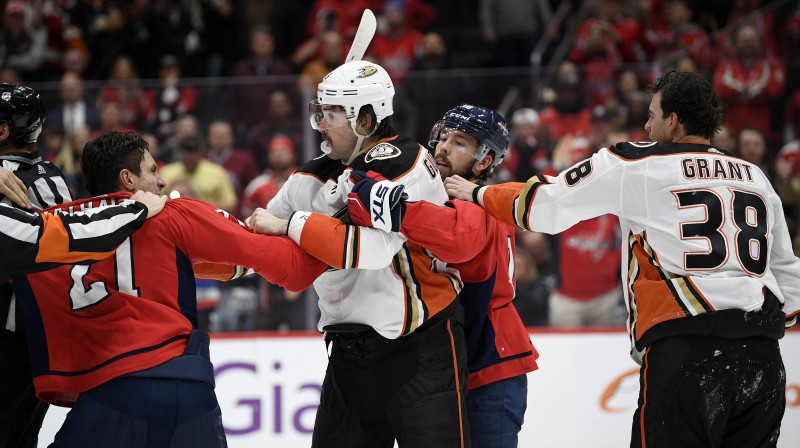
[[295, 154, 347, 182], [608, 141, 730, 160], [350, 135, 424, 180]]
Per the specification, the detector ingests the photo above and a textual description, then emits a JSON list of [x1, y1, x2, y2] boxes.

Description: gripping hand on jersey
[[0, 166, 32, 209], [347, 170, 406, 232], [444, 175, 482, 203]]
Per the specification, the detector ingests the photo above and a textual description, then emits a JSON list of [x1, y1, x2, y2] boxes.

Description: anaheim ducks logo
[[357, 66, 378, 78], [365, 143, 401, 163], [1, 92, 10, 102]]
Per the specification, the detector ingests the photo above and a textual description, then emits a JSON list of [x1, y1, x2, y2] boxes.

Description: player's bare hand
[[0, 166, 31, 209], [248, 208, 289, 236], [444, 175, 478, 202], [131, 191, 168, 219]]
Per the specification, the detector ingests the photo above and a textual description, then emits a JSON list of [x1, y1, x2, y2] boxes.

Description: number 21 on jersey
[[69, 237, 140, 310]]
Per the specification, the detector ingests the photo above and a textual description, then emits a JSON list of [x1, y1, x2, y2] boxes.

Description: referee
[[0, 83, 72, 448]]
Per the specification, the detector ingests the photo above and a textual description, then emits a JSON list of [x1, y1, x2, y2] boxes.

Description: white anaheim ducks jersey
[[479, 141, 800, 359], [268, 135, 461, 339]]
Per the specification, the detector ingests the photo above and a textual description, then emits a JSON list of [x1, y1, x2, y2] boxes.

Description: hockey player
[[343, 104, 539, 447], [445, 71, 799, 447], [249, 60, 469, 447], [13, 131, 328, 447]]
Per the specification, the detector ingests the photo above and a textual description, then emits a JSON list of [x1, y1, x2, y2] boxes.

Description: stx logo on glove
[[347, 170, 407, 232], [372, 184, 390, 225]]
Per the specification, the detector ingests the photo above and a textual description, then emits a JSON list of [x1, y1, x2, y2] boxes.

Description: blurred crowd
[[5, 0, 800, 331]]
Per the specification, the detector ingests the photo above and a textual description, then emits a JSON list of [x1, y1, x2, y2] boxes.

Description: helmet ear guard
[[0, 83, 46, 146]]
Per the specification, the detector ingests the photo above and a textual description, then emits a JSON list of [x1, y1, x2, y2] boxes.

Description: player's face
[[311, 103, 358, 161], [434, 127, 479, 179], [645, 92, 670, 144], [131, 151, 166, 195], [321, 122, 358, 161]]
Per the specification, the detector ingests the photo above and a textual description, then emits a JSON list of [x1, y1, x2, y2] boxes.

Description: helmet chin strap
[[345, 134, 367, 165], [343, 118, 377, 166]]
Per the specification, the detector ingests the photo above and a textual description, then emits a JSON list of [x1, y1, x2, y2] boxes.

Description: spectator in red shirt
[[369, 1, 424, 87], [305, 0, 370, 41], [572, 0, 644, 64], [366, 0, 438, 31], [715, 0, 776, 60], [538, 61, 592, 143], [142, 55, 198, 142], [96, 54, 148, 131], [641, 0, 714, 79], [546, 109, 623, 327], [240, 135, 297, 218], [502, 108, 549, 182], [713, 23, 786, 146], [569, 19, 623, 106], [292, 9, 342, 70]]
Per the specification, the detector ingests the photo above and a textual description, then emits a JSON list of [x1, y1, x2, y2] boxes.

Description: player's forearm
[[247, 234, 328, 291], [401, 200, 489, 264], [481, 182, 531, 230], [288, 212, 404, 270]]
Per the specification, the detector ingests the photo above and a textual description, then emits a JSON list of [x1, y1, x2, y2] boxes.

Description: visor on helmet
[[308, 100, 351, 131], [429, 122, 481, 156]]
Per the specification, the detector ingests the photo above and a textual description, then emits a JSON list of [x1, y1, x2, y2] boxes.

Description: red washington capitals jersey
[[14, 194, 327, 406], [400, 199, 539, 389]]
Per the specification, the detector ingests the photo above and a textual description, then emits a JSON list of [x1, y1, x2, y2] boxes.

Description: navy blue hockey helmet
[[428, 104, 510, 170], [0, 83, 46, 146]]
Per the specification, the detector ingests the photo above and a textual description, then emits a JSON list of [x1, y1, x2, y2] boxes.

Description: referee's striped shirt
[[0, 200, 149, 284], [1, 150, 73, 331]]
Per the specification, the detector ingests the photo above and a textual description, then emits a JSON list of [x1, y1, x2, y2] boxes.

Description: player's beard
[[450, 164, 474, 180], [436, 154, 475, 180]]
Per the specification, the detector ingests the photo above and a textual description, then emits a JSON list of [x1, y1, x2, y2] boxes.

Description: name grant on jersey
[[680, 157, 755, 182]]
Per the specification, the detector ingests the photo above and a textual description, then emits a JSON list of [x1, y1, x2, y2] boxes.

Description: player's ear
[[0, 123, 9, 140], [669, 112, 680, 132], [473, 154, 493, 176], [356, 111, 374, 134], [118, 169, 135, 192]]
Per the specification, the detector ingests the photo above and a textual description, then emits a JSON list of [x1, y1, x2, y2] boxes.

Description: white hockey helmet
[[312, 60, 395, 134]]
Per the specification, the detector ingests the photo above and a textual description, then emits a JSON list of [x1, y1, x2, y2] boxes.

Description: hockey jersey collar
[[0, 150, 43, 165], [43, 192, 133, 214]]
